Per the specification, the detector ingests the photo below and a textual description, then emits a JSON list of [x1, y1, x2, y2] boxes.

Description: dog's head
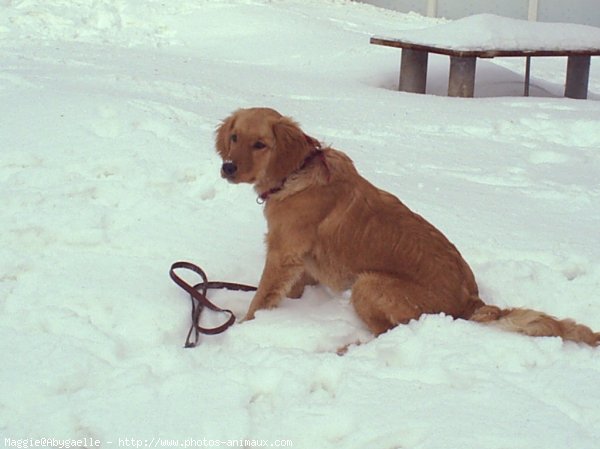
[[215, 107, 314, 191]]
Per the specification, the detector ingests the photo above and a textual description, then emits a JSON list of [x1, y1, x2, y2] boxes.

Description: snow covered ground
[[1, 1, 600, 448]]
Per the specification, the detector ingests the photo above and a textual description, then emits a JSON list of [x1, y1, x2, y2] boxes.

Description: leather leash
[[169, 261, 257, 348]]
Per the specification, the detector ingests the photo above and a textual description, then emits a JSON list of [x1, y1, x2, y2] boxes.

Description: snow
[[377, 13, 600, 52], [1, 1, 600, 448]]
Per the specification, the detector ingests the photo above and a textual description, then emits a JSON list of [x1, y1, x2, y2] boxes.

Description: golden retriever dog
[[215, 107, 599, 346]]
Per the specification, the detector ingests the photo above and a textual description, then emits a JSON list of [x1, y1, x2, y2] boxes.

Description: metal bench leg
[[565, 55, 590, 99], [399, 49, 428, 94], [448, 56, 476, 97]]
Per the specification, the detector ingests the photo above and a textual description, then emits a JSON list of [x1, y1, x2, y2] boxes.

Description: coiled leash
[[169, 261, 257, 348]]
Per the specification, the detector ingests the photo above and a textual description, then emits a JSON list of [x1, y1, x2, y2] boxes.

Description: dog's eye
[[253, 141, 266, 150], [230, 134, 237, 143]]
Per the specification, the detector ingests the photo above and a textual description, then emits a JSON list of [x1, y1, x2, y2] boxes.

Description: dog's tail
[[468, 303, 600, 347]]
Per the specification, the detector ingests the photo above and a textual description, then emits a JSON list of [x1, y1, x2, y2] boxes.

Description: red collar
[[257, 140, 328, 204]]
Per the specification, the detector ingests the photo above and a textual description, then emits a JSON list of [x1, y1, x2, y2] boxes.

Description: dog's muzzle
[[221, 160, 237, 179]]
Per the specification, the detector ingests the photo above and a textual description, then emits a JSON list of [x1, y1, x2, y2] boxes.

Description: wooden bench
[[370, 14, 600, 99]]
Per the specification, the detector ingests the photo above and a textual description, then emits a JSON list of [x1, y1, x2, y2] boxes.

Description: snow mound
[[385, 13, 600, 51]]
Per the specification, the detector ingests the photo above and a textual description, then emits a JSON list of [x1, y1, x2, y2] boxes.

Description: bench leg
[[448, 56, 476, 97], [399, 49, 428, 94], [565, 55, 590, 99], [524, 56, 531, 96]]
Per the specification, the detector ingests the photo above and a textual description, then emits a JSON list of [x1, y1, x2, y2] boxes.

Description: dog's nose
[[221, 161, 237, 177]]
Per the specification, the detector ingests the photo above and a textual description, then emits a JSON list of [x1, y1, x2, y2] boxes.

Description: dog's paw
[[336, 340, 362, 356], [241, 311, 256, 322]]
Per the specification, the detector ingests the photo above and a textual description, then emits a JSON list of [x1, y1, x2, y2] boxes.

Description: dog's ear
[[269, 116, 311, 181], [215, 113, 236, 159]]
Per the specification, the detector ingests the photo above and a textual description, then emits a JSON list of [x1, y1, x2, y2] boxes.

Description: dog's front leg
[[244, 252, 304, 321]]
